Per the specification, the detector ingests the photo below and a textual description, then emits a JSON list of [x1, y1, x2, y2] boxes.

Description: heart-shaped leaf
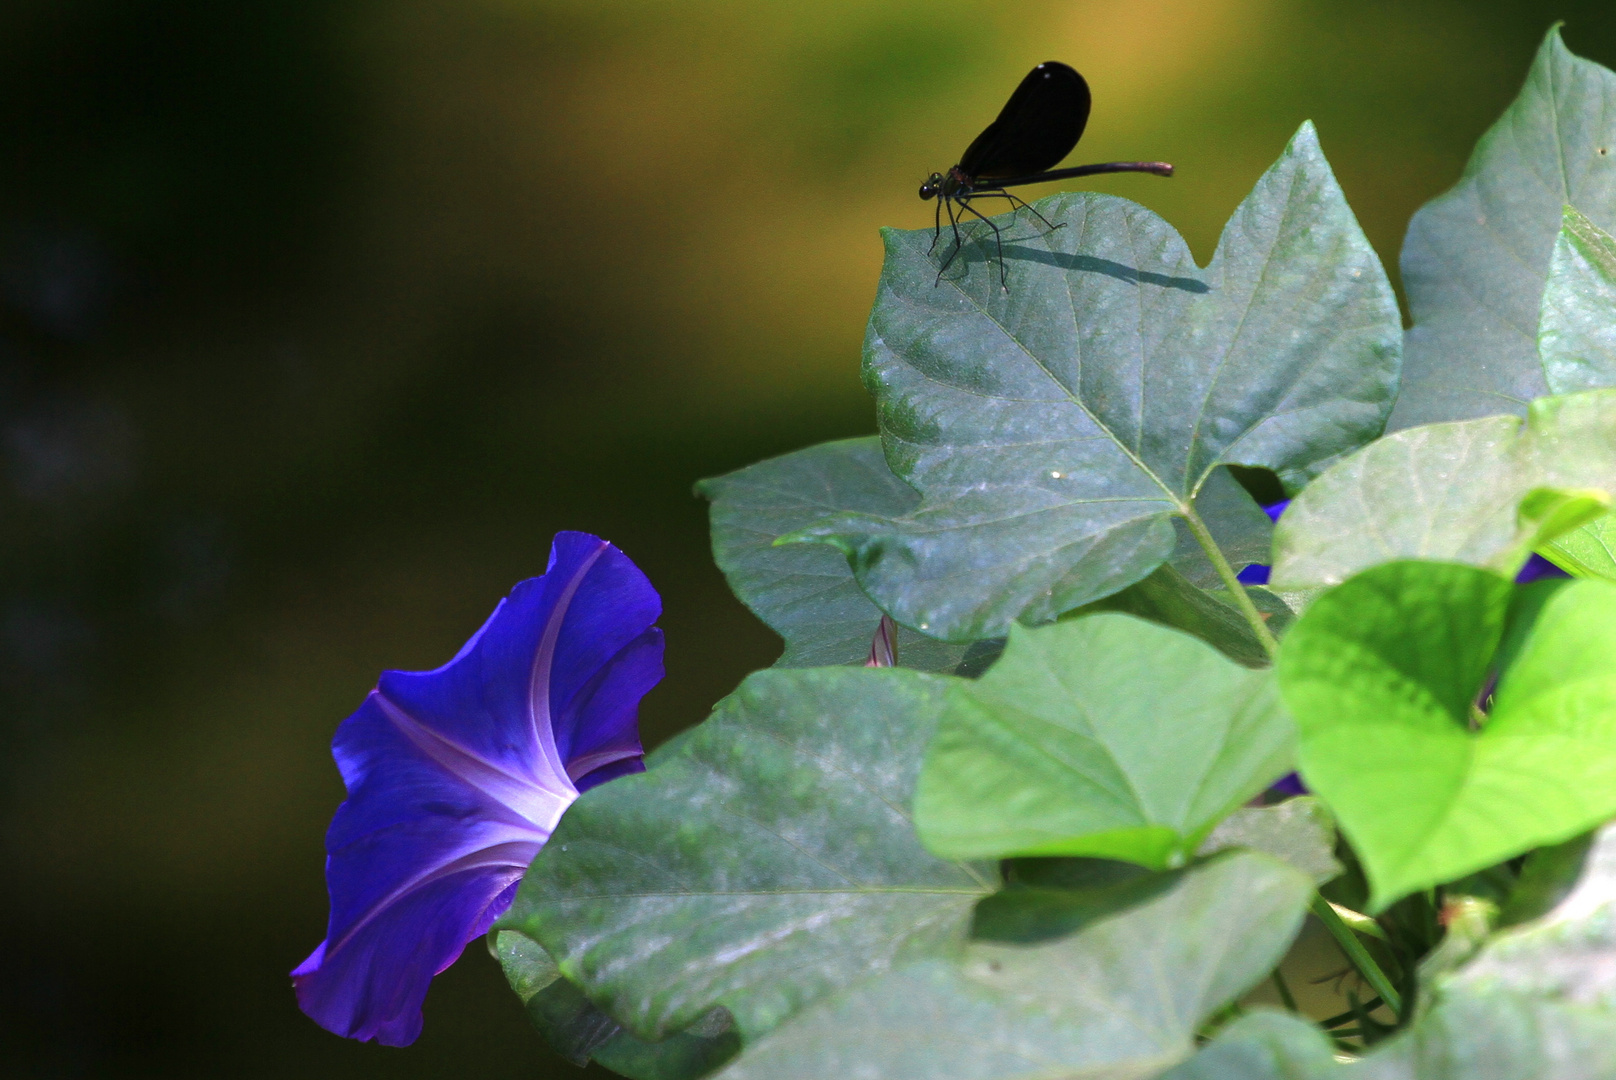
[[914, 614, 1293, 867], [786, 122, 1399, 641], [697, 437, 972, 670], [1271, 390, 1616, 591], [501, 667, 993, 1044], [709, 852, 1312, 1080], [1394, 27, 1616, 429], [1278, 561, 1616, 908], [1540, 204, 1616, 393]]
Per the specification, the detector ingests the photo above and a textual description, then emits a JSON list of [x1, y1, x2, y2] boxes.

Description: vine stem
[[1179, 504, 1280, 661], [1310, 895, 1403, 1020]]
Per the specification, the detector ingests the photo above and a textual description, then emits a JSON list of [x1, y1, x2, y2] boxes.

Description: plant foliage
[[486, 24, 1616, 1080]]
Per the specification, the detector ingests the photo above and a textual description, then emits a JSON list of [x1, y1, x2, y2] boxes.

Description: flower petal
[[294, 532, 664, 1044]]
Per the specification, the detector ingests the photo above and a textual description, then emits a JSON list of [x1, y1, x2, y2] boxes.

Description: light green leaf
[[1541, 513, 1616, 581], [1173, 825, 1616, 1080], [1540, 204, 1616, 393], [502, 667, 993, 1044], [914, 614, 1293, 867], [1196, 796, 1342, 885], [786, 122, 1399, 641], [696, 437, 970, 670], [1394, 27, 1616, 428], [1278, 561, 1616, 909], [1271, 390, 1616, 591], [710, 853, 1312, 1080], [1155, 1010, 1337, 1080]]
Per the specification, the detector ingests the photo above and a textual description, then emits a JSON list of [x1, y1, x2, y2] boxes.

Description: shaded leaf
[[1278, 562, 1616, 908], [1271, 391, 1616, 591], [489, 930, 739, 1079], [697, 436, 970, 670], [710, 853, 1310, 1080], [502, 667, 993, 1043], [1077, 561, 1290, 668], [788, 123, 1399, 641], [1394, 27, 1616, 428], [971, 860, 1179, 945], [915, 615, 1293, 867]]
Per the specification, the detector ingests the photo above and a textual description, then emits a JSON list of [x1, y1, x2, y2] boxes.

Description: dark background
[[0, 2, 1612, 1076]]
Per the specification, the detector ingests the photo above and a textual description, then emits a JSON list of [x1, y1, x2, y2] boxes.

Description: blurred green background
[[1, 1, 1613, 1075]]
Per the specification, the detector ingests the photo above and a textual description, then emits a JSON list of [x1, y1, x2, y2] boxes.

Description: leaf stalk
[[1310, 894, 1403, 1019], [1178, 504, 1281, 661]]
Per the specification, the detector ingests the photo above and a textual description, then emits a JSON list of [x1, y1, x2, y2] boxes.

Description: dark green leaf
[[786, 123, 1399, 641], [696, 436, 970, 670], [489, 930, 739, 1079], [915, 614, 1293, 866], [1278, 562, 1616, 908], [1076, 560, 1290, 668], [502, 667, 993, 1043], [971, 862, 1181, 944], [708, 853, 1312, 1080], [1394, 27, 1616, 428]]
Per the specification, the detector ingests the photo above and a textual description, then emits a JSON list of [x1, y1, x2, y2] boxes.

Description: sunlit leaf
[[786, 123, 1399, 641], [915, 615, 1293, 867], [1278, 562, 1616, 908], [1395, 27, 1616, 428], [710, 853, 1311, 1080], [501, 667, 993, 1044], [1540, 204, 1616, 393], [1271, 390, 1616, 591]]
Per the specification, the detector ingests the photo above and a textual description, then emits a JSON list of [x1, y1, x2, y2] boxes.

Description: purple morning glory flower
[[292, 531, 664, 1046]]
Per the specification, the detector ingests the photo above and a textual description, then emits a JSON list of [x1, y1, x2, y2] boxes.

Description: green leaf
[[914, 614, 1294, 867], [1170, 466, 1277, 589], [501, 667, 994, 1044], [1196, 796, 1342, 885], [696, 436, 970, 670], [1156, 1011, 1337, 1080], [708, 853, 1311, 1080], [1076, 561, 1290, 668], [1271, 390, 1616, 592], [786, 122, 1399, 641], [488, 931, 738, 1079], [1541, 513, 1616, 581], [1173, 825, 1616, 1080], [1394, 27, 1616, 428], [1540, 204, 1616, 394], [971, 858, 1179, 944], [1442, 822, 1616, 1003], [1278, 561, 1616, 908]]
